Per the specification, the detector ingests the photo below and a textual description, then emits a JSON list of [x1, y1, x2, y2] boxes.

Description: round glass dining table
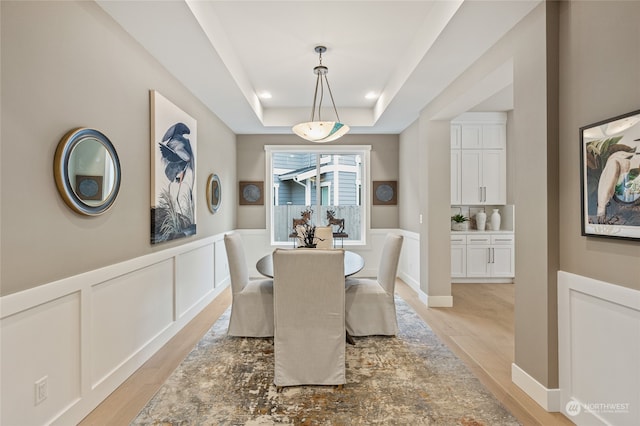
[[256, 249, 365, 278]]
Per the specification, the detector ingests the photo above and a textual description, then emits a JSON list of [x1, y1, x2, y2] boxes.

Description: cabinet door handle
[[492, 248, 495, 263], [479, 187, 482, 202], [483, 186, 487, 202]]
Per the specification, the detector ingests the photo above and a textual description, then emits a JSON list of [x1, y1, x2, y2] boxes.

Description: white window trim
[[265, 145, 371, 246]]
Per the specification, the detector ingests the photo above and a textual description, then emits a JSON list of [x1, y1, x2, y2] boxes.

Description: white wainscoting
[[236, 229, 420, 290], [0, 233, 230, 426], [0, 228, 421, 425], [397, 230, 420, 294], [558, 271, 640, 426]]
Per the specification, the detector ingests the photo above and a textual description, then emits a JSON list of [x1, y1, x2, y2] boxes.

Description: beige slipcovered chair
[[273, 248, 346, 388], [345, 233, 404, 336], [224, 233, 274, 337], [315, 226, 334, 249]]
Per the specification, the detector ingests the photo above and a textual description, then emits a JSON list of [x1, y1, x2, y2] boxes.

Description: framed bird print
[[150, 90, 197, 244], [580, 108, 640, 240]]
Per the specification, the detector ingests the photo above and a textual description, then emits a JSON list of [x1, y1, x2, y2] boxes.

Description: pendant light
[[292, 46, 350, 143]]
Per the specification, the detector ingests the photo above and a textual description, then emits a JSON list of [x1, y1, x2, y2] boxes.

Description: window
[[265, 145, 370, 245]]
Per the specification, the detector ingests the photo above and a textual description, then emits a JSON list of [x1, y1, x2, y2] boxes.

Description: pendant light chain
[[324, 73, 340, 123]]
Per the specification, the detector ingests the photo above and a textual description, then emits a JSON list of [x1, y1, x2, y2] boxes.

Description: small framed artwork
[[239, 181, 264, 205], [206, 174, 222, 213], [373, 181, 397, 205], [580, 108, 640, 240]]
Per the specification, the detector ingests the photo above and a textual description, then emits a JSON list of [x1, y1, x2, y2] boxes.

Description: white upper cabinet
[[480, 124, 506, 149], [451, 112, 507, 205], [460, 149, 506, 204], [460, 124, 482, 149], [451, 124, 461, 149]]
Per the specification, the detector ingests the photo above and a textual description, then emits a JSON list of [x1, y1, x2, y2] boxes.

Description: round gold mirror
[[206, 173, 222, 213], [54, 128, 121, 216]]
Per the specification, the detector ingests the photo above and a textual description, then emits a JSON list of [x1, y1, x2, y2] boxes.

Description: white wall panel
[[0, 233, 228, 425], [91, 260, 174, 387], [1, 293, 81, 426], [176, 245, 215, 318], [214, 239, 229, 288], [559, 271, 640, 426], [0, 229, 420, 425], [398, 230, 420, 292]]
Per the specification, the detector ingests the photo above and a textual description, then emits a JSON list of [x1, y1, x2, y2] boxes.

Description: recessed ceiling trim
[[432, 58, 515, 120], [373, 0, 464, 122], [186, 0, 264, 122]]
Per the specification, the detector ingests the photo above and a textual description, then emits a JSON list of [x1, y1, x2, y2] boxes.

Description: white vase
[[490, 209, 501, 231], [475, 211, 486, 231]]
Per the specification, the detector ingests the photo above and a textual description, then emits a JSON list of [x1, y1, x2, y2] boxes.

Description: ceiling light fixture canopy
[[292, 46, 350, 143]]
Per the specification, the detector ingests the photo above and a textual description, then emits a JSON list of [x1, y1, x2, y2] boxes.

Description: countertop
[[451, 229, 514, 234]]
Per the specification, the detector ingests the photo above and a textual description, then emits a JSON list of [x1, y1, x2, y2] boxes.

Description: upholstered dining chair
[[224, 233, 274, 337], [345, 233, 404, 336], [272, 248, 346, 388], [315, 226, 334, 249]]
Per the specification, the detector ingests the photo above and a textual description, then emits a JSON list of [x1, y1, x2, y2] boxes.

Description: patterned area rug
[[133, 297, 520, 425]]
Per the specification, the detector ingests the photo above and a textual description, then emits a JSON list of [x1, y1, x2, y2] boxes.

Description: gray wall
[[0, 1, 236, 296], [236, 134, 399, 230], [558, 0, 640, 290], [404, 3, 557, 387], [402, 0, 640, 391], [399, 121, 421, 233]]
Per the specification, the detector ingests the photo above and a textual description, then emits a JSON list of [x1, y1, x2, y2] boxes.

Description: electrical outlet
[[35, 376, 48, 405], [419, 214, 423, 224]]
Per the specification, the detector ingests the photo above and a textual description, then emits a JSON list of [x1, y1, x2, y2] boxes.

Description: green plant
[[451, 214, 469, 223]]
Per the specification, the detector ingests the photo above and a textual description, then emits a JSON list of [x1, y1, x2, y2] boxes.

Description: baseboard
[[398, 271, 420, 292], [511, 363, 561, 412], [398, 273, 452, 308], [452, 278, 513, 284], [426, 295, 453, 308]]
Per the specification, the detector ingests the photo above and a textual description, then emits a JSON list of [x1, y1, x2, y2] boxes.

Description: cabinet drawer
[[466, 235, 491, 245], [491, 234, 514, 245], [450, 235, 466, 245]]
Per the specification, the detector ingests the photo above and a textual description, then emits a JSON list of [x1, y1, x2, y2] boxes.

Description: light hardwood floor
[[396, 282, 574, 426], [81, 281, 574, 425]]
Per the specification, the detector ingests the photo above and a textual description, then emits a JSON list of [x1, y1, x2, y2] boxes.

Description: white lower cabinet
[[466, 241, 491, 276], [451, 232, 514, 280], [450, 234, 467, 278], [490, 235, 515, 277]]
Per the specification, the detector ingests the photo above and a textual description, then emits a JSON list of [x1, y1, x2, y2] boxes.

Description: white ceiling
[[97, 0, 540, 135]]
